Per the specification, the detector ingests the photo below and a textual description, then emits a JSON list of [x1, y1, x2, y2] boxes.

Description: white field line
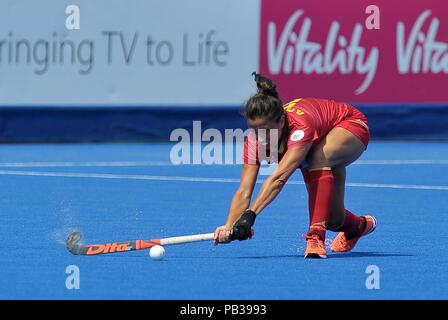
[[354, 160, 448, 165], [0, 159, 447, 167], [0, 170, 447, 191], [0, 161, 172, 167]]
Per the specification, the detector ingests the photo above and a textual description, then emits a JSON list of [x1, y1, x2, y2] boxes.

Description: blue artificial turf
[[0, 141, 447, 299]]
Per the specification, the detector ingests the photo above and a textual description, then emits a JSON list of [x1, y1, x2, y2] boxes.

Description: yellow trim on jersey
[[283, 98, 305, 116]]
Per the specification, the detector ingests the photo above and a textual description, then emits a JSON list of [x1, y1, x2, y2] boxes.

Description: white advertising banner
[[0, 0, 260, 106]]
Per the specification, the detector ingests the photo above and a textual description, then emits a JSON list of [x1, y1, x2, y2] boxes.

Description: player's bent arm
[[249, 143, 312, 215], [224, 164, 259, 229]]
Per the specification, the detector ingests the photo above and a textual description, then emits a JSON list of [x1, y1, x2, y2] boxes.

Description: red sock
[[302, 169, 334, 241], [337, 209, 366, 239]]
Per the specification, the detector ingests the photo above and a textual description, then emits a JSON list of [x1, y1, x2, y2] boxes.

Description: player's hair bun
[[252, 72, 279, 99], [243, 72, 283, 122]]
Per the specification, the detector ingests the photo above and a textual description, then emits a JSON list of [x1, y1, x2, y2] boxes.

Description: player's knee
[[306, 150, 333, 170], [306, 153, 324, 169]]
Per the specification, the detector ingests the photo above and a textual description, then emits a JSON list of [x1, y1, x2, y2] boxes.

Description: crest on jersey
[[290, 130, 305, 142]]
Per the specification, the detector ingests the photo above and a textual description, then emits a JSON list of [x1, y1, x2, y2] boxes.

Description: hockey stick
[[66, 227, 254, 256], [66, 231, 215, 255]]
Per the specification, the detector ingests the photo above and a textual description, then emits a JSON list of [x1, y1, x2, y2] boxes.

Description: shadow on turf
[[92, 252, 414, 260], [326, 252, 415, 259], [228, 252, 414, 259]]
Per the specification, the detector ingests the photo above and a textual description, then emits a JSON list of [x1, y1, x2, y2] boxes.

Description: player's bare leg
[[306, 127, 366, 170]]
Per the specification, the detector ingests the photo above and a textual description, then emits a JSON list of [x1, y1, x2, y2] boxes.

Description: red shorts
[[335, 109, 370, 149]]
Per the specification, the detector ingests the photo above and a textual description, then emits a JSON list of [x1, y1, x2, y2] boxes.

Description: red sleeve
[[286, 118, 318, 148], [243, 132, 259, 165]]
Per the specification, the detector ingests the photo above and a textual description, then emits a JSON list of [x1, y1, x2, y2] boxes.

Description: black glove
[[230, 209, 256, 241]]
